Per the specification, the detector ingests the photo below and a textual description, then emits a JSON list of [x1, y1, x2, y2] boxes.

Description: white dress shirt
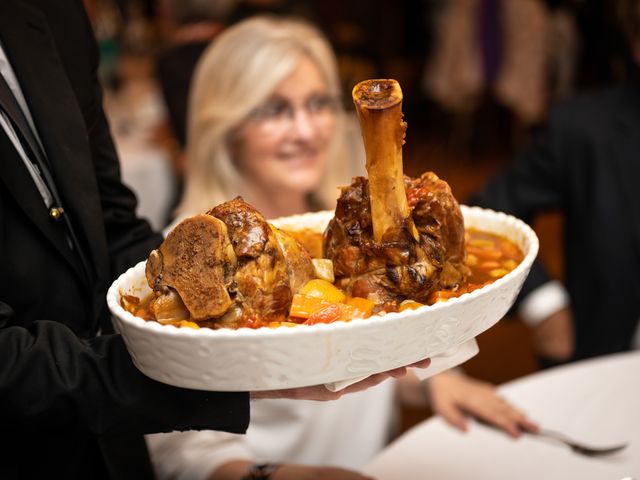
[[518, 281, 640, 349], [517, 280, 570, 327], [0, 42, 53, 208]]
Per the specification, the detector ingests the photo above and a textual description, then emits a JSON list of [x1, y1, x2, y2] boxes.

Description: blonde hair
[[176, 15, 361, 218]]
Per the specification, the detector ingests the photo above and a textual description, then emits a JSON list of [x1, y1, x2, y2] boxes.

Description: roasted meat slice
[[323, 79, 467, 305], [146, 213, 236, 321], [146, 197, 314, 327]]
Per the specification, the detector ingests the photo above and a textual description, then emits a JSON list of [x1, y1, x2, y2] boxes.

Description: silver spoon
[[477, 419, 628, 457], [527, 428, 628, 457]]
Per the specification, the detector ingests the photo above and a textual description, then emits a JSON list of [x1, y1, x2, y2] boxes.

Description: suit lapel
[[0, 74, 46, 170], [0, 1, 108, 282], [0, 131, 86, 275]]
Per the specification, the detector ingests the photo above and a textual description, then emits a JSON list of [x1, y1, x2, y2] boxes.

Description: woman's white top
[[146, 380, 396, 480]]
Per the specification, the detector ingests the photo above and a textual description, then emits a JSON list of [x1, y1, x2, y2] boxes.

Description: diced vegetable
[[500, 240, 521, 258], [467, 238, 495, 248], [502, 259, 518, 270], [289, 293, 333, 319], [311, 258, 335, 283], [305, 304, 343, 325], [398, 299, 424, 311], [268, 321, 300, 328], [162, 320, 200, 329], [426, 290, 460, 304], [151, 290, 191, 324], [489, 268, 509, 278], [299, 279, 346, 303], [345, 297, 375, 318], [478, 261, 501, 270], [179, 321, 200, 329]]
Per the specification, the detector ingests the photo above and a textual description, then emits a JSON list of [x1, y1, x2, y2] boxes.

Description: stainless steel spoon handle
[[529, 429, 628, 457]]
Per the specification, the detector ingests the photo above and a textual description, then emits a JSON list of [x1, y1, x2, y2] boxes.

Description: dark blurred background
[[84, 0, 635, 433]]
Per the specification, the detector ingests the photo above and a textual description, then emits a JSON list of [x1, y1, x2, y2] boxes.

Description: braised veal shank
[[145, 197, 314, 327], [324, 79, 467, 305]]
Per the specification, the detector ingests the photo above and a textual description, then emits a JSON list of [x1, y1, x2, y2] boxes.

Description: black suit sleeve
[[469, 107, 571, 300], [0, 317, 249, 435], [0, 0, 250, 439]]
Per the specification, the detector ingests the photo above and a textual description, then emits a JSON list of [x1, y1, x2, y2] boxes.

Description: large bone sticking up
[[352, 79, 413, 242], [323, 79, 468, 305]]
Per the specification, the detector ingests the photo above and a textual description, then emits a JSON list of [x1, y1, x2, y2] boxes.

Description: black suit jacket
[[0, 1, 248, 478], [472, 84, 640, 361]]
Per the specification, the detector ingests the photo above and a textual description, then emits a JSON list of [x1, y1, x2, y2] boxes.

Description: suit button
[[49, 207, 65, 220]]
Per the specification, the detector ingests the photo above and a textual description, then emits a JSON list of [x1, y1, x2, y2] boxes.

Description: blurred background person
[[470, 0, 640, 367], [171, 15, 358, 220], [102, 44, 175, 231], [421, 0, 581, 151], [155, 0, 237, 150], [146, 16, 537, 480], [92, 0, 178, 232], [154, 0, 239, 219]]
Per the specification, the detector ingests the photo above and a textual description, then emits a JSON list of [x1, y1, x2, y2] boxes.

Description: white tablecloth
[[365, 351, 640, 480]]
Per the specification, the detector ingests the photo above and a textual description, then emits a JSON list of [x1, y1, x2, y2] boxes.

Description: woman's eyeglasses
[[248, 94, 339, 129]]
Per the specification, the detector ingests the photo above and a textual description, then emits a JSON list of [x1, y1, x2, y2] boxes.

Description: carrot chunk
[[345, 297, 375, 318], [289, 294, 333, 319], [299, 279, 346, 303]]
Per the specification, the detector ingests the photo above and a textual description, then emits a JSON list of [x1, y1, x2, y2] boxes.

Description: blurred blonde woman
[[149, 15, 537, 480], [175, 15, 362, 221]]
